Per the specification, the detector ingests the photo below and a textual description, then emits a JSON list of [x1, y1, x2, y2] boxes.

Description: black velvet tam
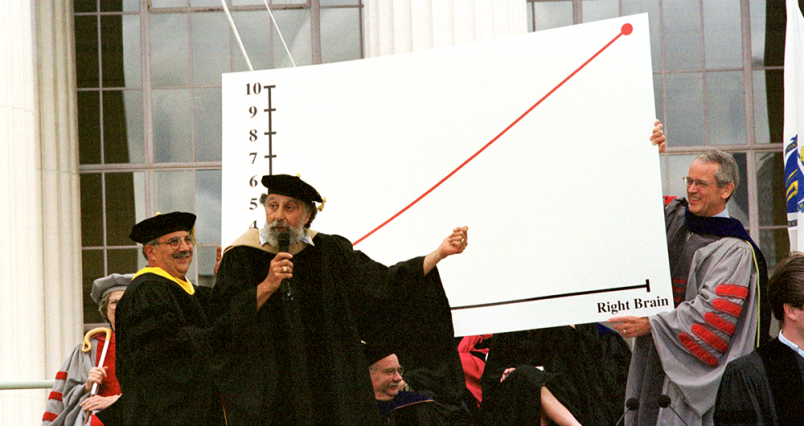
[[261, 174, 322, 204], [129, 211, 196, 244]]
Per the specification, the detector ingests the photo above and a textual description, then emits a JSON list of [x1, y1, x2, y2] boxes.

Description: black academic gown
[[211, 231, 458, 426], [109, 270, 224, 426], [714, 338, 804, 426], [377, 391, 446, 426], [480, 324, 631, 426], [402, 365, 476, 426]]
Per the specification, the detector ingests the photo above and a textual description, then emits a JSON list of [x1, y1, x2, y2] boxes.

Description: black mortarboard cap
[[363, 341, 396, 367], [129, 211, 196, 244], [262, 174, 323, 205]]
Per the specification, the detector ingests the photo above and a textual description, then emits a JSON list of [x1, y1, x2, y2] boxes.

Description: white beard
[[261, 220, 305, 247]]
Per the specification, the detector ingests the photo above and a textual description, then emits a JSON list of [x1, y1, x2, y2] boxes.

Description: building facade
[[0, 0, 797, 423]]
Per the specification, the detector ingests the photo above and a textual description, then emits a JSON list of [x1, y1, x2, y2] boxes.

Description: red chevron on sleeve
[[712, 298, 743, 318], [55, 371, 68, 380], [705, 312, 736, 336], [48, 391, 63, 401], [715, 284, 748, 300], [691, 323, 729, 353], [672, 278, 686, 305], [42, 412, 58, 422], [679, 332, 719, 367], [664, 196, 678, 206]]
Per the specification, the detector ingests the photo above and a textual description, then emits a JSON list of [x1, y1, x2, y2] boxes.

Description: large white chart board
[[221, 14, 673, 336]]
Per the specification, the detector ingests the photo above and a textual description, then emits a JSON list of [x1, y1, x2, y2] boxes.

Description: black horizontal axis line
[[451, 280, 650, 311]]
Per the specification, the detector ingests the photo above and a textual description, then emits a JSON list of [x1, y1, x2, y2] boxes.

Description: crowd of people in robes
[[43, 124, 804, 426]]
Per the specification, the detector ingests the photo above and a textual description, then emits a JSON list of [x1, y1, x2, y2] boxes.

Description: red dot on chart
[[622, 23, 633, 35]]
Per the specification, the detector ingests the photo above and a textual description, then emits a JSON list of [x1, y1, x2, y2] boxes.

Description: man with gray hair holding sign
[[610, 122, 770, 426]]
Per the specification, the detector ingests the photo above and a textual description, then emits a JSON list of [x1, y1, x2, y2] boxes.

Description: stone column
[[0, 0, 82, 422], [37, 0, 83, 384], [364, 0, 527, 57]]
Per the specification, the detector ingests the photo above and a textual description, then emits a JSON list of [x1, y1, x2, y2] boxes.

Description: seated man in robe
[[714, 251, 804, 426], [369, 349, 474, 426]]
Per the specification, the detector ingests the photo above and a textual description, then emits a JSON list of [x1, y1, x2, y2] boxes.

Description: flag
[[784, 0, 804, 251]]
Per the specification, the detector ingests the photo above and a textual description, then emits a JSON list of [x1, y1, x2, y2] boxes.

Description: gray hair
[[98, 292, 112, 320], [142, 238, 159, 260], [141, 232, 195, 260], [695, 150, 739, 201]]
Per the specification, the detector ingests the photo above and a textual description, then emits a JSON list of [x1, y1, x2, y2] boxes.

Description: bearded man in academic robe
[[211, 174, 469, 426]]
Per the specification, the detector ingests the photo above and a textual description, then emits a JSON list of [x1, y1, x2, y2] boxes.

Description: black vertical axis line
[[264, 85, 277, 174]]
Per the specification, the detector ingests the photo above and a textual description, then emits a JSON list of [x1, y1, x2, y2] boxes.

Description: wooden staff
[[82, 327, 112, 425]]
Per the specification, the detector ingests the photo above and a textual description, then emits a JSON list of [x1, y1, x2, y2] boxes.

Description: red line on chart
[[353, 23, 634, 246]]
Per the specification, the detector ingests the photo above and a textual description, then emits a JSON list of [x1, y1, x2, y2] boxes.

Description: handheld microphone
[[277, 231, 293, 301], [614, 397, 639, 426], [657, 394, 690, 426]]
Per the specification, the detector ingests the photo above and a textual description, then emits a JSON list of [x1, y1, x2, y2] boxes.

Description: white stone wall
[[0, 1, 82, 424], [0, 0, 523, 423], [365, 0, 527, 57]]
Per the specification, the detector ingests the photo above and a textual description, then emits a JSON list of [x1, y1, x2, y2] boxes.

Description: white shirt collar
[[778, 330, 804, 360], [713, 206, 730, 218]]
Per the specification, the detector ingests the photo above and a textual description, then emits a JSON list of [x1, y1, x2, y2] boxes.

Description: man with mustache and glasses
[[211, 174, 469, 426], [102, 212, 225, 426], [370, 351, 451, 426]]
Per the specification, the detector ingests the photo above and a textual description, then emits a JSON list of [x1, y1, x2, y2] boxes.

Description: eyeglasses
[[682, 177, 711, 189], [375, 367, 404, 377], [152, 235, 196, 250]]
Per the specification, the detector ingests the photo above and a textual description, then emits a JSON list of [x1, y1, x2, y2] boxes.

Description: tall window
[[75, 0, 364, 323], [527, 0, 795, 271], [76, 0, 797, 322]]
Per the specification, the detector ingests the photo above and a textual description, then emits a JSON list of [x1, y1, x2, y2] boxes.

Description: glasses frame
[[151, 234, 197, 250], [377, 367, 404, 377], [681, 176, 712, 189]]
